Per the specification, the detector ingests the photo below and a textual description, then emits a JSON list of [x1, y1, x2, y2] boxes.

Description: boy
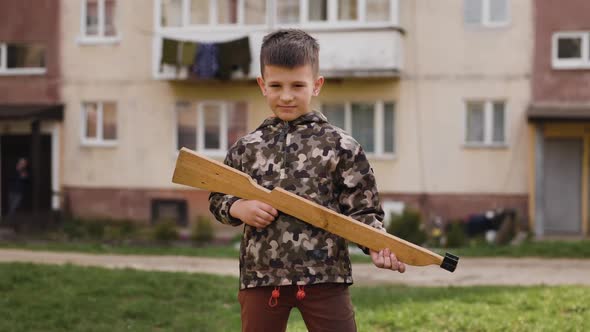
[[209, 29, 405, 332]]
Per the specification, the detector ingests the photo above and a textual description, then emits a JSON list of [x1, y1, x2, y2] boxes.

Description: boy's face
[[257, 64, 324, 122]]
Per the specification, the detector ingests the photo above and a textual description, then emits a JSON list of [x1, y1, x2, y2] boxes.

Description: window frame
[[156, 0, 399, 30], [552, 31, 590, 70], [78, 0, 121, 45], [464, 0, 510, 28], [174, 100, 248, 157], [158, 0, 269, 29], [81, 101, 119, 147], [463, 99, 508, 148], [0, 42, 47, 76], [274, 0, 399, 28], [320, 100, 396, 159]]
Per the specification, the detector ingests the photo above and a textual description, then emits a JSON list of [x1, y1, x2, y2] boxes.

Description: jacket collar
[[257, 111, 328, 130]]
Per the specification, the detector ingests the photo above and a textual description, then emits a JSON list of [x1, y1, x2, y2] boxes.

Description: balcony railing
[[152, 0, 403, 80]]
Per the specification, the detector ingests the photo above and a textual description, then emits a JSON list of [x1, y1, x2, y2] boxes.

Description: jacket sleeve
[[208, 144, 244, 227], [336, 142, 386, 254]]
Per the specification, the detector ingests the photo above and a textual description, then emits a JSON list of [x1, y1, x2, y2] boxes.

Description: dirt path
[[1, 249, 589, 287]]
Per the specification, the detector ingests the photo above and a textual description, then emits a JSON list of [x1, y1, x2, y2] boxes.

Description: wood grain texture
[[172, 147, 448, 268]]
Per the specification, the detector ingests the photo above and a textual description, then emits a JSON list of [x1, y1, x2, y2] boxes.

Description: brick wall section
[[381, 193, 528, 224], [532, 0, 590, 102], [0, 0, 61, 103], [65, 187, 243, 239], [65, 187, 529, 236]]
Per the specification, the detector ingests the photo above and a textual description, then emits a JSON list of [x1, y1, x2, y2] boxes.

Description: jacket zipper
[[280, 121, 289, 178]]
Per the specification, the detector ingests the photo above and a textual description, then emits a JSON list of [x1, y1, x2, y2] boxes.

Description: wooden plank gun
[[172, 147, 458, 272]]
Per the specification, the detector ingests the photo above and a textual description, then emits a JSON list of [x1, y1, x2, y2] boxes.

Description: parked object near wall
[[464, 208, 518, 245]]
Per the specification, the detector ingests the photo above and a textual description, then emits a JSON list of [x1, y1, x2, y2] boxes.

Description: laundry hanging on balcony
[[160, 36, 251, 80], [192, 43, 218, 79], [161, 39, 199, 67], [216, 37, 251, 80]]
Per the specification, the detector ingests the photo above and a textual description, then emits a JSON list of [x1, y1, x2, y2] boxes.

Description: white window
[[277, 0, 396, 25], [158, 0, 396, 28], [160, 0, 267, 27], [81, 101, 118, 146], [79, 0, 120, 44], [464, 0, 509, 27], [465, 100, 506, 147], [321, 101, 395, 157], [552, 32, 590, 69], [176, 101, 248, 156], [0, 42, 46, 75]]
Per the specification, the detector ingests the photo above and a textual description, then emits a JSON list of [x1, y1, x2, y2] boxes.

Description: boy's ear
[[256, 76, 267, 96], [313, 76, 325, 96]]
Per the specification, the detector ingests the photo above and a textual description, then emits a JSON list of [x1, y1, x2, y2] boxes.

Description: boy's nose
[[280, 93, 294, 102]]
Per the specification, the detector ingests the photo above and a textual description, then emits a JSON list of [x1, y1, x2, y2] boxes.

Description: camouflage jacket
[[209, 111, 385, 289]]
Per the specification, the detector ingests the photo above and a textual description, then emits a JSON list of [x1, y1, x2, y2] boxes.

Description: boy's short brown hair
[[260, 29, 320, 77]]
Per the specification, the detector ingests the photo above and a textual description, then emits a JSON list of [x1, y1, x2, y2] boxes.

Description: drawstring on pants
[[296, 285, 306, 300], [268, 285, 307, 307], [268, 287, 280, 307]]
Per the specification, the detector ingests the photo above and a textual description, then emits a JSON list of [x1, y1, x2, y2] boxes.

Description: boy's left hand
[[370, 248, 406, 273]]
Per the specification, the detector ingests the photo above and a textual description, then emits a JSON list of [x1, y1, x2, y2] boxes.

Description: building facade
[[528, 0, 590, 236], [56, 0, 535, 238], [0, 0, 63, 223]]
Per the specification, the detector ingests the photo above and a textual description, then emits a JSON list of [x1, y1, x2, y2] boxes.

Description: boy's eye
[[269, 84, 280, 88]]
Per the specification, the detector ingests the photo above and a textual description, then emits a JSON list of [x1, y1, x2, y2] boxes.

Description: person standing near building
[[209, 29, 405, 332], [7, 158, 29, 226]]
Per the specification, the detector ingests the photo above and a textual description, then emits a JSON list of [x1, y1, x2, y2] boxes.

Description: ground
[[1, 248, 588, 286]]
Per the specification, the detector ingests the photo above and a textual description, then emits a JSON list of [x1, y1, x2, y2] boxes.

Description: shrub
[[61, 218, 85, 240], [445, 221, 466, 248], [152, 220, 179, 243], [191, 216, 215, 243], [85, 220, 106, 240], [386, 208, 427, 246], [119, 220, 137, 237]]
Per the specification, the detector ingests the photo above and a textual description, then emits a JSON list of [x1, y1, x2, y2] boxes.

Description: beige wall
[[61, 0, 532, 198], [392, 0, 532, 194]]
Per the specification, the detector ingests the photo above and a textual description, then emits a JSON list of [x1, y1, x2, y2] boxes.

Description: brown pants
[[238, 283, 357, 332]]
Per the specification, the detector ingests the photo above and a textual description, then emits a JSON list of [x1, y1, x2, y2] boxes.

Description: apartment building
[[59, 0, 533, 238], [0, 0, 63, 223], [528, 0, 590, 236]]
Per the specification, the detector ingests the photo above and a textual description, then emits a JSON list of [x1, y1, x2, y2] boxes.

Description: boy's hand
[[370, 248, 406, 273], [230, 199, 278, 228]]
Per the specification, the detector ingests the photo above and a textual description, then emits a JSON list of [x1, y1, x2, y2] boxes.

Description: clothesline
[[160, 36, 252, 80]]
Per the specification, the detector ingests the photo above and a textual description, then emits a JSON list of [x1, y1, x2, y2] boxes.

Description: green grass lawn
[[2, 239, 590, 261], [1, 263, 589, 332]]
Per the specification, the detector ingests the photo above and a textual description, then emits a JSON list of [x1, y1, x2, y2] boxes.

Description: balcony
[[152, 0, 403, 80]]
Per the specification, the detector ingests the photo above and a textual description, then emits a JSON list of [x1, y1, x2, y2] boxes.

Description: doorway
[[542, 138, 582, 234], [1, 135, 52, 216]]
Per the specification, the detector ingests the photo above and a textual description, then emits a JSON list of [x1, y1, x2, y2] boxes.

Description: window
[[278, 0, 395, 25], [366, 0, 391, 22], [464, 0, 509, 27], [552, 32, 590, 69], [0, 42, 46, 75], [322, 101, 395, 156], [161, 0, 267, 27], [277, 0, 300, 24], [244, 0, 266, 24], [465, 100, 506, 147], [151, 199, 188, 226], [338, 0, 358, 21], [176, 101, 248, 155], [82, 101, 118, 146], [158, 0, 395, 27], [309, 0, 328, 22], [79, 0, 119, 43]]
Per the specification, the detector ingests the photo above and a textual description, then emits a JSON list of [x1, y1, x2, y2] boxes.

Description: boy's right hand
[[230, 199, 279, 228]]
